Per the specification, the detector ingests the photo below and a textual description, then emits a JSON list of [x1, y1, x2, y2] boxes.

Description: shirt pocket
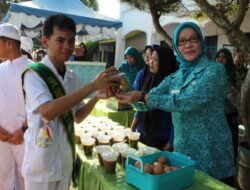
[[25, 139, 59, 176]]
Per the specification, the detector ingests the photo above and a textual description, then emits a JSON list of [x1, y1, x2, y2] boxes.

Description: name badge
[[171, 89, 180, 94]]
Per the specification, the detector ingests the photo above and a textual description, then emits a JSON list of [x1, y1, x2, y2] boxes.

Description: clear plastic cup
[[111, 132, 125, 144], [81, 137, 96, 156], [97, 135, 111, 145], [101, 151, 119, 173], [94, 145, 112, 166], [120, 147, 137, 168], [128, 132, 140, 149]]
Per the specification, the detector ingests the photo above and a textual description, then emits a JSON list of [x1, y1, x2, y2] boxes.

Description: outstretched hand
[[115, 91, 141, 104], [95, 84, 118, 99]]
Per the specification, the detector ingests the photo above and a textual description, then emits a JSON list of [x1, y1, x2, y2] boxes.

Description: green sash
[[22, 62, 78, 185]]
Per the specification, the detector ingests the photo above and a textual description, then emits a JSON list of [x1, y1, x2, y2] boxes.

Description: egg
[[157, 156, 167, 165], [153, 165, 164, 175], [144, 164, 153, 174], [164, 166, 172, 173], [134, 161, 141, 168], [153, 162, 162, 167]]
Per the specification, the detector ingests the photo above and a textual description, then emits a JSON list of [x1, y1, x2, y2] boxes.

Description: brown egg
[[153, 165, 164, 175], [164, 166, 172, 173], [157, 156, 167, 165], [144, 164, 153, 174], [153, 162, 163, 167], [134, 161, 141, 168]]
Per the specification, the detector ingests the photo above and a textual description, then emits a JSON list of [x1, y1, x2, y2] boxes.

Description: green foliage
[[80, 0, 99, 11], [0, 0, 9, 20], [120, 0, 183, 14]]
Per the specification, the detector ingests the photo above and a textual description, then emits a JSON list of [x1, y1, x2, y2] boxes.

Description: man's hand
[[92, 67, 120, 90], [8, 128, 24, 145], [0, 127, 12, 142]]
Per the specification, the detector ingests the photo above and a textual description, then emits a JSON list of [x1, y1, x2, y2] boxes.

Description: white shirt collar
[[43, 56, 74, 81], [7, 55, 28, 65]]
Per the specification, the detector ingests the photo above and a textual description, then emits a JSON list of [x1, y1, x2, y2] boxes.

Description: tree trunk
[[241, 59, 250, 148], [149, 2, 172, 45]]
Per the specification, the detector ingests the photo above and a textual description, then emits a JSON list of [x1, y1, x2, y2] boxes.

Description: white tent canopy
[[2, 0, 122, 40]]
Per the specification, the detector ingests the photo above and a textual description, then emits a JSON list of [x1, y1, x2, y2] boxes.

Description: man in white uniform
[[0, 23, 28, 190], [22, 14, 119, 190]]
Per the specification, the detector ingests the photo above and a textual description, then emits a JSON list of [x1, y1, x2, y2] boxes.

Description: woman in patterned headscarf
[[116, 22, 235, 184], [118, 46, 145, 90]]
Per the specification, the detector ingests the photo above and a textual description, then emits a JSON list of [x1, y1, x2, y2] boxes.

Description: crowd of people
[[0, 13, 248, 190]]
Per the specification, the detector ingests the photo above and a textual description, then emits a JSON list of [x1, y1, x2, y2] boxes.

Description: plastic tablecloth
[[76, 145, 235, 190], [90, 100, 135, 128]]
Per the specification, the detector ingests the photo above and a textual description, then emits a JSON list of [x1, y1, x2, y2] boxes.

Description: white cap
[[0, 23, 20, 41], [21, 36, 33, 54]]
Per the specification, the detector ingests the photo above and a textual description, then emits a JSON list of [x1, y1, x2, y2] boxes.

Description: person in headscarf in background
[[116, 22, 235, 186], [215, 48, 240, 163], [131, 45, 159, 133], [131, 46, 177, 150], [133, 45, 159, 91], [118, 46, 145, 91]]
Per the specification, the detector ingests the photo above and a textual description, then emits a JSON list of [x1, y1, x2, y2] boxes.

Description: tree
[[0, 0, 9, 20], [0, 0, 27, 20], [122, 0, 250, 148], [80, 0, 99, 11], [120, 0, 185, 44]]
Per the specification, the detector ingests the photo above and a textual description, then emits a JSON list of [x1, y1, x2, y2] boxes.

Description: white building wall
[[114, 3, 250, 66]]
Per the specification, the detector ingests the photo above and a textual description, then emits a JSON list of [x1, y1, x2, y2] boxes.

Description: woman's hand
[[119, 78, 129, 91], [116, 91, 141, 104], [95, 85, 118, 99]]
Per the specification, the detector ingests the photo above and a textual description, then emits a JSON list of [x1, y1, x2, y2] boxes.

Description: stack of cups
[[101, 151, 119, 173], [128, 132, 140, 149], [81, 137, 96, 156]]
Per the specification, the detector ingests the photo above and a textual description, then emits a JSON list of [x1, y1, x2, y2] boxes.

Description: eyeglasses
[[178, 36, 199, 46]]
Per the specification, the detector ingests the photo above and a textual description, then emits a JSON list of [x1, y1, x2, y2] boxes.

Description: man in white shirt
[[22, 14, 119, 190], [0, 23, 28, 190]]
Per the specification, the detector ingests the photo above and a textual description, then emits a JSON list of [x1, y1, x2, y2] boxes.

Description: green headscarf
[[173, 22, 206, 67], [172, 22, 206, 80], [118, 46, 145, 87]]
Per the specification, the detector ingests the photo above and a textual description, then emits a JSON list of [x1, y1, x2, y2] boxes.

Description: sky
[[98, 0, 120, 19]]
